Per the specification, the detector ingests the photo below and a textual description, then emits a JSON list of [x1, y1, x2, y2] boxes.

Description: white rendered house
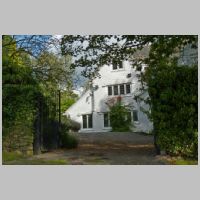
[[64, 61, 153, 133]]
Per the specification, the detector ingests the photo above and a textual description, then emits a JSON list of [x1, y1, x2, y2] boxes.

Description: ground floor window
[[126, 110, 139, 123], [133, 110, 138, 122], [82, 114, 93, 128], [104, 113, 110, 127]]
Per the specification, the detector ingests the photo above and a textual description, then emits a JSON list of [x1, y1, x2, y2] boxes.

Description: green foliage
[[59, 116, 79, 148], [61, 115, 81, 132], [2, 36, 39, 153], [2, 151, 26, 162], [2, 151, 68, 165], [146, 63, 198, 158], [60, 91, 78, 113], [110, 102, 132, 132], [61, 133, 78, 149]]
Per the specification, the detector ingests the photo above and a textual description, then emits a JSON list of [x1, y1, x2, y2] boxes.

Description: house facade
[[64, 61, 153, 133]]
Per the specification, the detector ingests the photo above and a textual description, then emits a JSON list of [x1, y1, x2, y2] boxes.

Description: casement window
[[107, 83, 131, 96], [112, 62, 118, 70], [112, 61, 123, 70], [114, 85, 119, 95], [108, 86, 112, 96], [126, 84, 131, 94], [82, 114, 93, 128], [104, 113, 110, 127], [119, 61, 123, 69], [133, 110, 138, 122], [119, 84, 125, 95]]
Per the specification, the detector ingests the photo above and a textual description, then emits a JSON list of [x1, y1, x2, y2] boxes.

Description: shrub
[[61, 133, 78, 149], [147, 64, 198, 158], [61, 115, 80, 132], [109, 102, 132, 132]]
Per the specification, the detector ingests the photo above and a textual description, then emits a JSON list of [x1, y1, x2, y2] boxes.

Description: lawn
[[2, 151, 68, 165]]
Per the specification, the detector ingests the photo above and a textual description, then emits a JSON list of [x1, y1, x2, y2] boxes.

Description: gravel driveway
[[34, 132, 166, 165]]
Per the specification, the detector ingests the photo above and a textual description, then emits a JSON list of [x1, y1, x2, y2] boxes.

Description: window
[[107, 83, 131, 96], [120, 84, 125, 95], [82, 114, 93, 128], [88, 114, 93, 128], [112, 62, 118, 70], [104, 113, 110, 127], [114, 85, 118, 95], [126, 84, 131, 94], [133, 110, 138, 121], [82, 115, 87, 128], [119, 61, 123, 69], [112, 61, 123, 70], [108, 86, 112, 96]]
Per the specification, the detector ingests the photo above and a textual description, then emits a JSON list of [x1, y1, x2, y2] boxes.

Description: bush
[[61, 115, 80, 132], [147, 64, 198, 158], [61, 133, 78, 149], [110, 102, 132, 132]]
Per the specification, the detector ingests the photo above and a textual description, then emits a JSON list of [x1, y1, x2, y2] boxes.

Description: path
[[34, 132, 166, 165]]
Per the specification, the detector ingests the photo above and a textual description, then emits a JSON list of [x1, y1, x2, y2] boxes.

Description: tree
[[61, 35, 197, 75], [2, 36, 40, 153], [2, 35, 75, 155]]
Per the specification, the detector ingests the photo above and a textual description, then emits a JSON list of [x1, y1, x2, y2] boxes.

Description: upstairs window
[[119, 61, 123, 69], [107, 83, 131, 96], [120, 84, 125, 95], [108, 86, 112, 96], [112, 61, 123, 70], [126, 84, 131, 94], [114, 85, 118, 95], [112, 62, 118, 70]]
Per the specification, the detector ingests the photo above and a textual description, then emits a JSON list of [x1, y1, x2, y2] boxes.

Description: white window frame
[[107, 83, 131, 96], [82, 114, 93, 129], [111, 61, 124, 71], [103, 112, 111, 128]]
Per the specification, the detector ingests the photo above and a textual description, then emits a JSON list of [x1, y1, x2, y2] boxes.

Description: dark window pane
[[126, 84, 131, 94], [114, 85, 118, 95], [120, 84, 125, 95], [104, 113, 108, 127], [83, 115, 87, 128], [108, 86, 112, 95], [88, 114, 93, 128], [113, 62, 117, 70], [133, 110, 138, 121], [119, 61, 123, 68]]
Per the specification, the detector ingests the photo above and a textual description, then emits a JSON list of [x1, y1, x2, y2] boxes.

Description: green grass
[[2, 151, 68, 165], [2, 151, 26, 162], [174, 159, 198, 165], [84, 157, 108, 165]]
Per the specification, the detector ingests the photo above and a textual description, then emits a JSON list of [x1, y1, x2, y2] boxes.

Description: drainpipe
[[90, 80, 95, 113]]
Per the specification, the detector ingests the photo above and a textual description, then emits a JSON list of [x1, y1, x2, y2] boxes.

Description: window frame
[[133, 110, 138, 122], [103, 113, 111, 127], [112, 61, 124, 70], [113, 85, 119, 95], [126, 84, 131, 94], [82, 114, 93, 129], [119, 84, 125, 95], [108, 86, 112, 96]]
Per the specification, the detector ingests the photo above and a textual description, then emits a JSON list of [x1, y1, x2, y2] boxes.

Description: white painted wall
[[64, 61, 153, 133]]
